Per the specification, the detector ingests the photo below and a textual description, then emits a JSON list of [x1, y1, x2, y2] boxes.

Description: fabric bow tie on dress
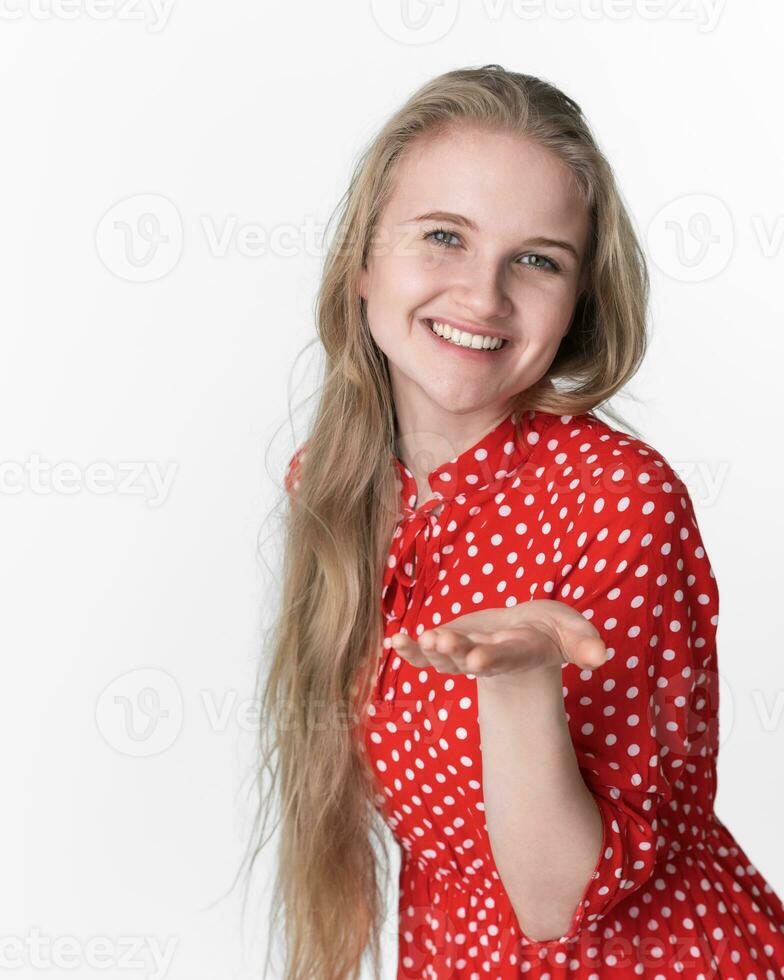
[[381, 488, 447, 634]]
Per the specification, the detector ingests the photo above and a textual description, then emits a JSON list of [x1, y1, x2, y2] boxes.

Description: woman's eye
[[519, 254, 560, 273], [424, 229, 560, 273], [424, 228, 460, 248]]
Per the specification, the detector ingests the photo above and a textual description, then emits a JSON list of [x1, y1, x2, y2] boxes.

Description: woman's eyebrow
[[409, 210, 580, 261], [410, 209, 481, 231]]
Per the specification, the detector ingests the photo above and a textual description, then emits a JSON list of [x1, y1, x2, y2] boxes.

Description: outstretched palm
[[391, 599, 607, 678]]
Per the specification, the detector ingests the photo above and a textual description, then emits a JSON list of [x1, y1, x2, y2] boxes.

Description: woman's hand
[[390, 600, 607, 678]]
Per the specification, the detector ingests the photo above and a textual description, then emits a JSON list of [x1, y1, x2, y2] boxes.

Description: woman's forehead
[[381, 129, 590, 243]]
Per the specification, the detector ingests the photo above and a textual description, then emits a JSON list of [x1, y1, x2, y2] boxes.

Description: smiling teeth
[[429, 320, 506, 350]]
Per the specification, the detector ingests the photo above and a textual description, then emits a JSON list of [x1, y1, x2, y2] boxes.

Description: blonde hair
[[238, 64, 650, 979]]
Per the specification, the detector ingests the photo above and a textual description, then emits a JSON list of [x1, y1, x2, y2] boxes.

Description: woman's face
[[358, 125, 591, 424]]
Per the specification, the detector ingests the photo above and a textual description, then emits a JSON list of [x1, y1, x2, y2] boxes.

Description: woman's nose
[[449, 259, 513, 321]]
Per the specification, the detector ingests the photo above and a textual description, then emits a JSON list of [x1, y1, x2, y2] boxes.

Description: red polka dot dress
[[288, 409, 784, 978]]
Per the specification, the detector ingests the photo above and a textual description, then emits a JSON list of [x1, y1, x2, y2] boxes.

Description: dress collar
[[392, 407, 533, 514]]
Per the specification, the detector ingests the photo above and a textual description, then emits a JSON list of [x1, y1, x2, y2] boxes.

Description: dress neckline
[[392, 407, 532, 514]]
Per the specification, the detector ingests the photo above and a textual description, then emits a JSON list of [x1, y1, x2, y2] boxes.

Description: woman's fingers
[[393, 628, 520, 676], [466, 630, 495, 644], [568, 633, 608, 669], [390, 603, 608, 677], [390, 632, 427, 665], [392, 628, 472, 672], [390, 631, 459, 672], [390, 620, 606, 676]]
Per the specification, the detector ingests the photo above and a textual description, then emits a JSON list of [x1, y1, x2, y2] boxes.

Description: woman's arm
[[477, 663, 605, 942], [474, 456, 718, 946]]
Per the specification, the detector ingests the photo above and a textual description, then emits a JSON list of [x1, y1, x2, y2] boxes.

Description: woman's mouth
[[420, 318, 510, 355]]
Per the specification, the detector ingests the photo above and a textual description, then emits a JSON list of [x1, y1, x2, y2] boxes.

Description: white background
[[3, 1, 783, 978]]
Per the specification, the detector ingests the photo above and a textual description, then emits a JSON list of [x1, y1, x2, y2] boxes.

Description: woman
[[246, 65, 784, 978]]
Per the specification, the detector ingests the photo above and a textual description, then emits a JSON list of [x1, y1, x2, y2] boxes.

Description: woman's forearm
[[476, 665, 603, 942]]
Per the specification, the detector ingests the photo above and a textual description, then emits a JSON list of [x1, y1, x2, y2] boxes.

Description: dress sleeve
[[283, 442, 308, 500], [551, 462, 720, 939]]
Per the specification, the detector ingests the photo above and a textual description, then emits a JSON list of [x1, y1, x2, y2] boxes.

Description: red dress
[[287, 409, 784, 978]]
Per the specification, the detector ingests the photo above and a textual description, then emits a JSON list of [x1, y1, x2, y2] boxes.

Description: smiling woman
[[357, 124, 591, 500], [241, 64, 784, 980]]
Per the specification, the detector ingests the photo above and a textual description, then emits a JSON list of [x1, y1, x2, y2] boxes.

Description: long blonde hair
[[239, 64, 650, 980]]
